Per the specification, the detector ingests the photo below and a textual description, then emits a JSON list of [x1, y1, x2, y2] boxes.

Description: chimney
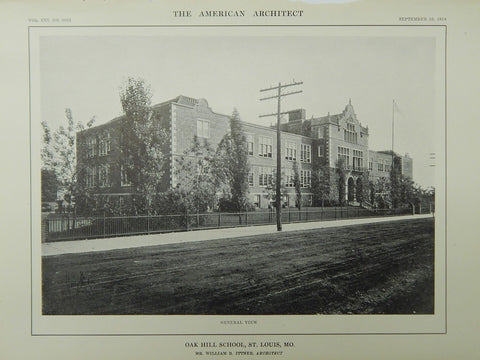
[[288, 109, 306, 122]]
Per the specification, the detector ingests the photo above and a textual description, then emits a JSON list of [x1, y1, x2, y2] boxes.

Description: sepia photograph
[[36, 28, 440, 319]]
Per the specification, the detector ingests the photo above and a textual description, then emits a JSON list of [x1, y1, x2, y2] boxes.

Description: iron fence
[[42, 205, 426, 243]]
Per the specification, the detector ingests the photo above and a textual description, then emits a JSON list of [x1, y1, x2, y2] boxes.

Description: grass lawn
[[42, 218, 434, 315]]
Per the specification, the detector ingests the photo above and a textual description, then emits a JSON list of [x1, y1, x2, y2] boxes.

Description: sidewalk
[[42, 214, 433, 257]]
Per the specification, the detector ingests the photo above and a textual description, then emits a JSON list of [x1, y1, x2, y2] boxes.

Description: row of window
[[337, 145, 392, 172], [249, 167, 312, 188], [86, 132, 111, 158], [85, 165, 132, 188], [249, 135, 311, 163], [352, 149, 364, 169], [251, 194, 314, 208], [85, 165, 111, 188], [197, 120, 311, 162], [344, 123, 358, 144], [376, 159, 391, 172]]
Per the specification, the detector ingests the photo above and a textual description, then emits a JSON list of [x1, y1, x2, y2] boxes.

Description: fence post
[[146, 212, 149, 234], [335, 206, 337, 220], [186, 210, 189, 231], [218, 212, 221, 228], [288, 207, 291, 223], [306, 207, 308, 221], [196, 212, 199, 228], [103, 212, 106, 238], [246, 208, 248, 226]]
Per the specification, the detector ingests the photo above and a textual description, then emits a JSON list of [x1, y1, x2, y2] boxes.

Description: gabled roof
[[310, 100, 368, 134]]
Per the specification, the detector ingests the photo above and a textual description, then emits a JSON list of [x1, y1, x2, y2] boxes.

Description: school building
[[76, 95, 412, 209]]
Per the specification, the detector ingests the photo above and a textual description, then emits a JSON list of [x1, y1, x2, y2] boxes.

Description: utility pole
[[392, 99, 395, 166], [259, 81, 303, 231]]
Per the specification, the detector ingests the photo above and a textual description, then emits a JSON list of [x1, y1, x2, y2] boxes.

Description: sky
[[39, 34, 439, 187]]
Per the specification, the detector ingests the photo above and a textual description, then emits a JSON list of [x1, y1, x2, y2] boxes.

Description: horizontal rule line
[[28, 25, 448, 29]]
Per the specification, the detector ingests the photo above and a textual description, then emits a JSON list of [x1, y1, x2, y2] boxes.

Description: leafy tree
[[41, 169, 59, 203], [374, 177, 392, 209], [41, 109, 94, 212], [356, 172, 370, 204], [215, 109, 250, 211], [293, 160, 302, 210], [311, 153, 331, 206], [263, 169, 286, 208], [336, 158, 347, 205], [119, 77, 168, 213], [410, 184, 435, 214], [389, 155, 402, 208], [168, 136, 221, 214], [368, 180, 376, 205], [399, 175, 414, 205]]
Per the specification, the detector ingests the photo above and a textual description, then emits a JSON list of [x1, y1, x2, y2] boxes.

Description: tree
[[168, 136, 221, 214], [311, 164, 331, 207], [356, 172, 370, 204], [41, 109, 93, 212], [263, 169, 286, 208], [41, 169, 59, 203], [215, 109, 250, 211], [389, 154, 402, 208], [399, 175, 414, 205], [374, 177, 391, 209], [119, 77, 168, 213], [293, 160, 302, 210], [336, 158, 347, 205]]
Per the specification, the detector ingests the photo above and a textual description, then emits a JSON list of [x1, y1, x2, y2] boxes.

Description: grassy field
[[42, 218, 434, 315]]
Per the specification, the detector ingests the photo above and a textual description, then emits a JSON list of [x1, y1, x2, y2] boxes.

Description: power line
[[259, 81, 303, 231]]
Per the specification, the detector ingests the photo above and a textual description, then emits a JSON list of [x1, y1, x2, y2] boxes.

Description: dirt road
[[42, 218, 434, 315]]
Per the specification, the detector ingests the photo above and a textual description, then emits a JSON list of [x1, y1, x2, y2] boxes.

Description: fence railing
[[42, 205, 428, 243]]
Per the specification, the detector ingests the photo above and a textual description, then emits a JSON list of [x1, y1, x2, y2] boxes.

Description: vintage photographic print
[[31, 25, 445, 334]]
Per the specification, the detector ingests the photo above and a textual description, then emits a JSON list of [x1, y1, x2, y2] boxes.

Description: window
[[338, 146, 350, 165], [378, 161, 384, 172], [284, 169, 295, 188], [121, 165, 132, 187], [246, 134, 254, 156], [284, 140, 297, 161], [254, 194, 261, 208], [384, 160, 391, 172], [98, 164, 111, 187], [352, 150, 363, 169], [369, 161, 373, 171], [86, 137, 96, 158], [318, 145, 324, 157], [197, 119, 209, 138], [301, 144, 311, 163], [318, 127, 324, 139], [98, 132, 111, 156], [259, 136, 273, 158], [86, 167, 96, 188], [300, 170, 311, 188], [344, 123, 357, 144], [258, 167, 274, 187], [248, 171, 254, 187]]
